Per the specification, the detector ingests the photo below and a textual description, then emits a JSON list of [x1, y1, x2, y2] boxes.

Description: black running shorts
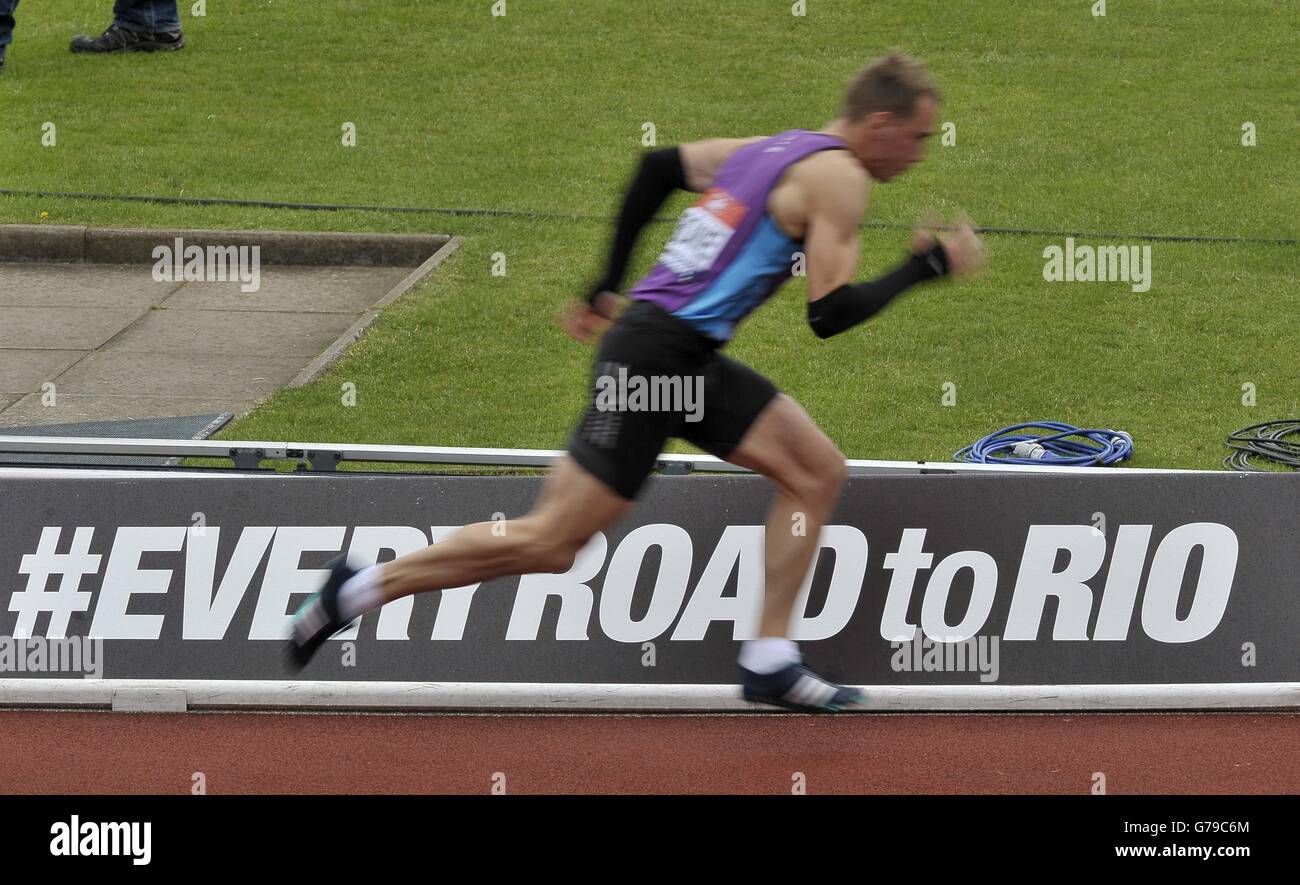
[[567, 299, 779, 500]]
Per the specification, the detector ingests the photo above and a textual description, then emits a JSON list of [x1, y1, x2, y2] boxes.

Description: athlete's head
[[836, 53, 940, 182]]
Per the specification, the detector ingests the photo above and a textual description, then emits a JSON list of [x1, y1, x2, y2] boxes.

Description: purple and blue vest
[[630, 129, 848, 341]]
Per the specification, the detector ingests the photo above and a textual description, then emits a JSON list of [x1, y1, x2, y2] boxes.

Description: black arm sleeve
[[587, 146, 690, 303], [806, 242, 949, 339]]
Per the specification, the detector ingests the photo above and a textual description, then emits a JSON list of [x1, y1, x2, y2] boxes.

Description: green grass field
[[3, 0, 1296, 469]]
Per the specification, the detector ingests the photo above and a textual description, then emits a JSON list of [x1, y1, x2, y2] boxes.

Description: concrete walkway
[[0, 226, 457, 429]]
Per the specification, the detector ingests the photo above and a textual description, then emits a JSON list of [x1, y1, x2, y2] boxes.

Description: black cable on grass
[[1224, 420, 1300, 471], [1, 187, 1296, 246]]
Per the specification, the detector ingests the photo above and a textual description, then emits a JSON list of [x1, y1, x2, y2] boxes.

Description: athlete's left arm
[[802, 159, 870, 303], [804, 166, 960, 339]]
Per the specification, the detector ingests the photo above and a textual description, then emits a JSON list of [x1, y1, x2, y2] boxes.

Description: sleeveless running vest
[[629, 129, 848, 341]]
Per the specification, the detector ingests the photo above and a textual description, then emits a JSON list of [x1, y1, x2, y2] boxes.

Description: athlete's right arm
[[679, 137, 765, 192], [583, 147, 685, 308], [577, 137, 762, 331]]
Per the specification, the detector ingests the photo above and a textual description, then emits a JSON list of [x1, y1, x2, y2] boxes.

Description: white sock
[[336, 564, 385, 621], [738, 638, 801, 674]]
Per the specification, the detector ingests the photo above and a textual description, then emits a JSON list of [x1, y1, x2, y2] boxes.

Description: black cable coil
[[1224, 420, 1300, 470]]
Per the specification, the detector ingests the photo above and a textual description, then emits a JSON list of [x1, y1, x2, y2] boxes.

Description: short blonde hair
[[841, 52, 940, 121]]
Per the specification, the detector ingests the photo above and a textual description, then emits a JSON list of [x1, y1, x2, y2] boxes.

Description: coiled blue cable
[[954, 421, 1134, 466]]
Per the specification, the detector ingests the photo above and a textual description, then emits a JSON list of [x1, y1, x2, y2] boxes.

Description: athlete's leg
[[377, 456, 631, 602], [287, 455, 633, 668], [684, 360, 857, 710], [289, 301, 682, 668], [344, 305, 682, 609], [722, 394, 846, 637]]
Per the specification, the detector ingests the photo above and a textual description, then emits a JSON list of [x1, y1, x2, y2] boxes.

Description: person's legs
[[71, 0, 183, 53], [363, 316, 675, 607], [287, 455, 632, 668], [0, 0, 18, 54], [722, 394, 846, 636], [373, 456, 632, 604], [289, 302, 688, 667], [683, 358, 857, 710], [722, 396, 858, 709], [682, 357, 847, 642], [112, 0, 181, 33]]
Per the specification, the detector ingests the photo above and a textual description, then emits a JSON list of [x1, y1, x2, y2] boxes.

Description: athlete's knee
[[535, 536, 587, 574], [792, 436, 845, 503], [513, 516, 589, 574], [822, 451, 848, 496], [807, 456, 846, 511]]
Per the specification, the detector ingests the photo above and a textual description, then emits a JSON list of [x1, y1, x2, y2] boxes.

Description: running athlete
[[288, 53, 986, 711]]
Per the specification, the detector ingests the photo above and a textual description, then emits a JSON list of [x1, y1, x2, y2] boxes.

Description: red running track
[[1, 710, 1296, 794]]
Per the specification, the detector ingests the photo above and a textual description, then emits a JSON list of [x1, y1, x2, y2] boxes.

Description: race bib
[[659, 188, 748, 281]]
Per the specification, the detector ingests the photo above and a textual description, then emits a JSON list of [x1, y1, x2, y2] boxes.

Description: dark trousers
[[0, 0, 16, 47], [0, 1, 181, 47], [112, 0, 181, 34]]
